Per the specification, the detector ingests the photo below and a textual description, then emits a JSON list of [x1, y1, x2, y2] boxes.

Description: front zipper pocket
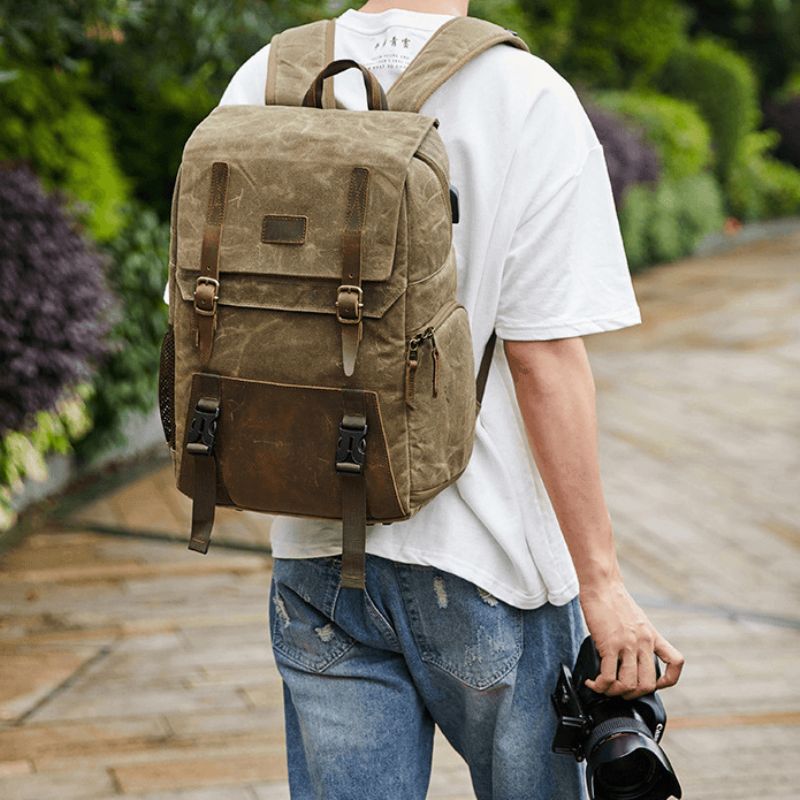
[[405, 300, 460, 408], [405, 301, 477, 500]]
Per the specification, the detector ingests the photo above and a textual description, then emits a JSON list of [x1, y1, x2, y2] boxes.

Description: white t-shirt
[[171, 8, 642, 610]]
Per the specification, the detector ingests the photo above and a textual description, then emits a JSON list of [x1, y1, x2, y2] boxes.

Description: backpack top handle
[[302, 59, 389, 111]]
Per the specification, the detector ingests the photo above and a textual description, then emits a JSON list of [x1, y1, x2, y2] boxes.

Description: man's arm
[[504, 337, 685, 699]]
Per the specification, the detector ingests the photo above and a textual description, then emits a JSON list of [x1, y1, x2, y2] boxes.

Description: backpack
[[159, 15, 529, 589]]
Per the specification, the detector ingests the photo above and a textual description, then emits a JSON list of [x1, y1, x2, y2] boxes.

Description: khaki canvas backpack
[[158, 15, 529, 589]]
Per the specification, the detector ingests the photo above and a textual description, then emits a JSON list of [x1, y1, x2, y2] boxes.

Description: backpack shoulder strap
[[386, 16, 529, 113], [265, 19, 337, 107]]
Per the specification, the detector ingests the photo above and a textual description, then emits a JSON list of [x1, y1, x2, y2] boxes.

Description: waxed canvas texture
[[160, 16, 527, 531]]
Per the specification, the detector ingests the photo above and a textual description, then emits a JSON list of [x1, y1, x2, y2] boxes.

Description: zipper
[[405, 300, 461, 408], [414, 151, 452, 227]]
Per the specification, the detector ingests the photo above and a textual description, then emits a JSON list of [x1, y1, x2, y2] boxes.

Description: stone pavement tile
[[427, 730, 472, 797], [68, 462, 272, 550], [113, 789, 256, 800], [0, 554, 265, 584], [27, 680, 252, 724], [164, 708, 285, 739], [0, 766, 116, 800], [0, 646, 103, 722], [665, 723, 799, 800], [238, 684, 289, 712], [35, 731, 285, 773], [0, 760, 33, 777], [0, 716, 170, 761], [250, 782, 291, 800], [111, 752, 288, 794]]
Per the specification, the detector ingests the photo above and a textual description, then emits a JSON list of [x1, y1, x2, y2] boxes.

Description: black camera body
[[551, 635, 682, 800]]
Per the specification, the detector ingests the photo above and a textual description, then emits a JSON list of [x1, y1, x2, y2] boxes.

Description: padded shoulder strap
[[386, 16, 529, 113], [265, 19, 337, 107]]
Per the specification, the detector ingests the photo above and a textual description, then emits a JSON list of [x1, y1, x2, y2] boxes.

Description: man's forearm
[[504, 337, 622, 590]]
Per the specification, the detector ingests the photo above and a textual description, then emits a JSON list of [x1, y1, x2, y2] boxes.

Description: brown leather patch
[[261, 214, 307, 245], [176, 373, 406, 522]]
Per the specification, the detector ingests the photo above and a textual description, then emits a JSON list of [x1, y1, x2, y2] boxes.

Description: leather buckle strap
[[338, 390, 368, 589], [338, 168, 369, 377], [195, 161, 229, 367], [193, 277, 219, 317], [186, 377, 221, 556], [335, 284, 363, 325]]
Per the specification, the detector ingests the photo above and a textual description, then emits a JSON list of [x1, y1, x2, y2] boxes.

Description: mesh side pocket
[[158, 325, 176, 449]]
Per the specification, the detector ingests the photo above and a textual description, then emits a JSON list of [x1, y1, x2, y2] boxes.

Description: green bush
[[76, 204, 171, 461], [538, 0, 689, 89], [2, 0, 334, 218], [727, 129, 800, 221], [592, 90, 713, 180], [0, 57, 129, 242], [656, 36, 760, 181], [0, 390, 92, 530], [685, 0, 800, 96], [620, 173, 726, 271], [516, 0, 578, 67], [84, 0, 334, 217], [470, 0, 538, 47]]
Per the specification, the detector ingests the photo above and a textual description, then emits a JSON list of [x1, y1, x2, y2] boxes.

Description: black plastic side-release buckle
[[186, 397, 220, 456], [335, 415, 368, 475]]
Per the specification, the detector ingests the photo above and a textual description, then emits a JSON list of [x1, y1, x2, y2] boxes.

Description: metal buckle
[[335, 417, 368, 474], [186, 398, 220, 456], [193, 276, 219, 317], [335, 285, 363, 325]]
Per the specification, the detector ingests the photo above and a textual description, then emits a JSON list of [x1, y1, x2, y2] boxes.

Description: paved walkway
[[0, 230, 798, 799]]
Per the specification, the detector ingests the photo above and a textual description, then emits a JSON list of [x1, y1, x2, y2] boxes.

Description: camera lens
[[594, 747, 660, 798]]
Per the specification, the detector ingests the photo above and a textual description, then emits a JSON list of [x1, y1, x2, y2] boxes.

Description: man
[[215, 1, 685, 797]]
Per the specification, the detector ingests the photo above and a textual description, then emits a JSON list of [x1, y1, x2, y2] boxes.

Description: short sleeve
[[218, 44, 270, 107], [495, 83, 641, 340]]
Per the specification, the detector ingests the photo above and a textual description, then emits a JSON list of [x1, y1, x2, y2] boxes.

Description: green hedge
[[76, 204, 171, 462], [0, 58, 129, 242], [656, 36, 760, 181], [620, 173, 726, 271], [471, 0, 537, 45], [592, 89, 713, 180], [556, 0, 688, 88], [727, 129, 800, 221]]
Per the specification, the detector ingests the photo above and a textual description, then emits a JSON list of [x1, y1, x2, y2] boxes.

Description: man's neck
[[356, 1, 469, 15]]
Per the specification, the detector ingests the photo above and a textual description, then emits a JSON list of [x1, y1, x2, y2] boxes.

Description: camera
[[551, 635, 682, 800]]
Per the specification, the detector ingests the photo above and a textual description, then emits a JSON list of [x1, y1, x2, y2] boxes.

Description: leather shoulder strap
[[386, 16, 529, 113], [265, 19, 337, 107]]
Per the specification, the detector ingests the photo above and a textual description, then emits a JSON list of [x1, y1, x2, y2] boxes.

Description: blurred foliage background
[[1, 0, 799, 527]]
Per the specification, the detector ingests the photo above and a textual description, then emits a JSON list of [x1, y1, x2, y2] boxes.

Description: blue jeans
[[268, 553, 589, 800]]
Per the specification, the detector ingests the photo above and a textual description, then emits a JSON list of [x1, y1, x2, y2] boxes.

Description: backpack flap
[[173, 104, 436, 320]]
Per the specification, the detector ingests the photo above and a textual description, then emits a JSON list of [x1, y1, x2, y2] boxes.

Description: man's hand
[[504, 337, 685, 699], [580, 577, 685, 699]]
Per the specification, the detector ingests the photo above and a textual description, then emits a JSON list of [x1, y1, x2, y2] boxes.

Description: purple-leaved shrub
[[582, 100, 662, 209], [0, 164, 111, 436]]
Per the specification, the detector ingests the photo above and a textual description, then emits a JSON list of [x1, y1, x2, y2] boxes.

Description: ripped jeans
[[268, 553, 589, 800]]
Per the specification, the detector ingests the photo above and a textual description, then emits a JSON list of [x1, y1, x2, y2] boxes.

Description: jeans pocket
[[269, 558, 355, 673], [397, 566, 524, 690]]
